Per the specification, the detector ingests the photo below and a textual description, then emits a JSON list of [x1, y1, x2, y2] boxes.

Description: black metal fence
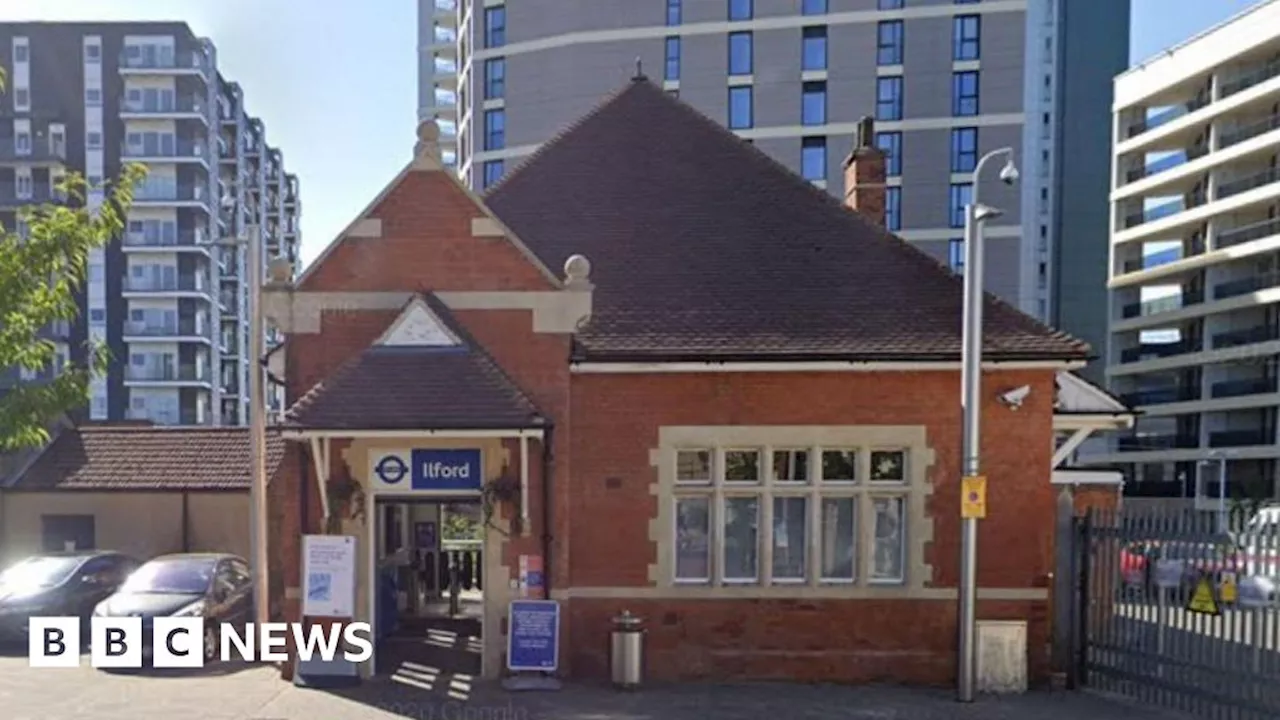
[[1073, 507, 1280, 719]]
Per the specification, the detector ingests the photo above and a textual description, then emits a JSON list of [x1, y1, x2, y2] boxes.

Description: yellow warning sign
[[961, 475, 987, 519], [1220, 572, 1238, 604], [1185, 574, 1222, 616]]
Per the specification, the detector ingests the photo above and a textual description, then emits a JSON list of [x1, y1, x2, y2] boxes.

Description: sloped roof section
[[485, 77, 1089, 363], [10, 425, 286, 491], [285, 294, 546, 431]]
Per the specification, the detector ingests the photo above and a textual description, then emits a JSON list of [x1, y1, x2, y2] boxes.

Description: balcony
[[1219, 112, 1280, 150], [0, 187, 64, 209], [0, 139, 68, 165], [1124, 147, 1208, 184], [122, 277, 208, 295], [1121, 244, 1194, 274], [122, 230, 209, 252], [1120, 290, 1203, 319], [1208, 429, 1272, 448], [1212, 324, 1280, 349], [121, 140, 209, 163], [126, 408, 202, 425], [132, 185, 211, 208], [123, 321, 212, 342], [1216, 166, 1280, 202], [120, 96, 207, 120], [1126, 96, 1210, 139], [118, 51, 210, 76], [1121, 386, 1202, 405], [1124, 194, 1203, 229], [1220, 59, 1280, 100], [1216, 216, 1280, 249], [1120, 339, 1201, 364], [1117, 433, 1200, 451], [1210, 377, 1277, 398], [125, 366, 212, 383], [1213, 271, 1280, 300]]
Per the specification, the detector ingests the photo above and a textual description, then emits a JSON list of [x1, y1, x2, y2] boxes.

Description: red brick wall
[[1073, 484, 1121, 517], [565, 369, 1058, 685]]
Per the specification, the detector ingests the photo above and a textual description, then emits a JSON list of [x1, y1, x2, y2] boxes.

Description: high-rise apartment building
[[1099, 0, 1280, 499], [418, 0, 1129, 355], [0, 22, 301, 427]]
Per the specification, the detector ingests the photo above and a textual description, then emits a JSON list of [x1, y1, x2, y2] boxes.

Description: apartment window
[[875, 131, 901, 177], [949, 238, 966, 272], [801, 137, 826, 182], [878, 0, 904, 8], [665, 37, 681, 81], [15, 174, 32, 199], [801, 27, 827, 71], [667, 0, 681, 26], [15, 131, 30, 154], [877, 21, 904, 66], [953, 15, 981, 61], [89, 309, 106, 324], [876, 76, 903, 121], [950, 128, 977, 173], [802, 82, 826, 126], [84, 44, 100, 62], [670, 446, 912, 585], [949, 183, 973, 228], [803, 0, 828, 14], [86, 131, 102, 150], [483, 109, 505, 151], [729, 0, 752, 21], [729, 32, 753, 75], [14, 89, 30, 111], [728, 86, 753, 129], [955, 0, 981, 3], [885, 187, 902, 231], [484, 6, 506, 48], [85, 88, 102, 105], [952, 71, 979, 116], [14, 42, 28, 63], [484, 58, 505, 99], [482, 160, 504, 189]]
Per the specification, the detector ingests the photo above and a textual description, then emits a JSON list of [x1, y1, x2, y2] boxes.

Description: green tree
[[0, 68, 146, 450]]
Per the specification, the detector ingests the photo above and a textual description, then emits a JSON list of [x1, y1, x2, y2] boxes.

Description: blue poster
[[507, 600, 560, 672]]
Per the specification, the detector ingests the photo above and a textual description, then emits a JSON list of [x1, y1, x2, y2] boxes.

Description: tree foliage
[[0, 67, 148, 450]]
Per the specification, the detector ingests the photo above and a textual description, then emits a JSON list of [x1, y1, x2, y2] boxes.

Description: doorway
[[372, 498, 485, 693]]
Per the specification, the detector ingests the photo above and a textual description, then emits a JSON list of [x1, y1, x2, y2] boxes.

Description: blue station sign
[[371, 448, 483, 492]]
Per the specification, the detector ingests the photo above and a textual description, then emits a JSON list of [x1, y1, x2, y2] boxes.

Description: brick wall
[[565, 369, 1059, 684]]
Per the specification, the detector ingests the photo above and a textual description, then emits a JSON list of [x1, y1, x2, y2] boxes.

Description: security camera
[[998, 385, 1031, 410], [998, 159, 1020, 185]]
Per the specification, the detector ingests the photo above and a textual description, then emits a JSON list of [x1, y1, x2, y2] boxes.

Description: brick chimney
[[843, 116, 887, 226]]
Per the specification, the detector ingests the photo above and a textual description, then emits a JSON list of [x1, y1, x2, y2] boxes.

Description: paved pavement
[[0, 649, 1197, 720]]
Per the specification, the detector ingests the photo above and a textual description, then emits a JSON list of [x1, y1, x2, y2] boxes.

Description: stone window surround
[[650, 425, 936, 598]]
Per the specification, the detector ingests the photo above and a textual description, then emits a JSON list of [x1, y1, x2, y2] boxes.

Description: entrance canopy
[[1052, 371, 1135, 474]]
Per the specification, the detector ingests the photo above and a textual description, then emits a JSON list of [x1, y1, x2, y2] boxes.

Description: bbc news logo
[[28, 618, 373, 668]]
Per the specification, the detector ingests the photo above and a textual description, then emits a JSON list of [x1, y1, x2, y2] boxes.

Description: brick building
[[263, 76, 1091, 686]]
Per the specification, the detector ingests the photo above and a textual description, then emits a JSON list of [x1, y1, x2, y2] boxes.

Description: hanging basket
[[326, 469, 365, 533], [481, 471, 522, 535]]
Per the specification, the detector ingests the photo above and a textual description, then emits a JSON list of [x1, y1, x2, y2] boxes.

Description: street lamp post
[[1199, 454, 1229, 535], [957, 147, 1019, 703]]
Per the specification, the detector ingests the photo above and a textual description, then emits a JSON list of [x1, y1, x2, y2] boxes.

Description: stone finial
[[415, 120, 442, 162], [564, 254, 592, 287], [267, 256, 294, 284]]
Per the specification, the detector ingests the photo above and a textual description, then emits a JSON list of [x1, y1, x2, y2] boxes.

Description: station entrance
[[372, 497, 485, 691]]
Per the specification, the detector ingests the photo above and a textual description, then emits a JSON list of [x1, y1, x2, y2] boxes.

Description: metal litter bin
[[610, 610, 644, 689]]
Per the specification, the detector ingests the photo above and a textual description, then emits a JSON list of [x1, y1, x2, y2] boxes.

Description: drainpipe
[[299, 444, 311, 534], [540, 425, 555, 597]]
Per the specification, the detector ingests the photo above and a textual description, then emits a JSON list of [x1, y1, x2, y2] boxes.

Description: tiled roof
[[8, 425, 286, 491], [485, 78, 1090, 363], [285, 294, 546, 431]]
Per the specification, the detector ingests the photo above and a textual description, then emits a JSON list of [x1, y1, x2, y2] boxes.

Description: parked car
[[0, 551, 139, 645], [92, 553, 253, 665]]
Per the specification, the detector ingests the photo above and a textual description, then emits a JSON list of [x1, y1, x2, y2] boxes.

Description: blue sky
[[0, 0, 1266, 267]]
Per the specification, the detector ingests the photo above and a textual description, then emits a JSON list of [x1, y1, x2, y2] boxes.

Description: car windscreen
[[119, 558, 215, 595], [0, 555, 84, 589]]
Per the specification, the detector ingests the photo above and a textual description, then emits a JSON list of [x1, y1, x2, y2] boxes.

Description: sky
[[0, 0, 1268, 269]]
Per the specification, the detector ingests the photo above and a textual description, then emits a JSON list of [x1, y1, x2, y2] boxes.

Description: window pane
[[675, 497, 711, 580], [772, 497, 807, 580], [801, 27, 827, 71], [729, 0, 752, 21], [885, 187, 902, 231], [724, 449, 760, 483], [728, 86, 753, 129], [729, 32, 752, 75], [801, 137, 826, 181], [820, 498, 855, 580], [667, 0, 681, 25], [875, 131, 901, 176], [870, 450, 907, 483], [802, 0, 827, 14], [876, 76, 902, 121], [821, 449, 857, 482], [665, 37, 680, 80], [676, 449, 712, 483], [772, 448, 810, 482], [876, 21, 903, 66], [723, 497, 759, 581], [801, 81, 826, 125], [871, 497, 906, 582]]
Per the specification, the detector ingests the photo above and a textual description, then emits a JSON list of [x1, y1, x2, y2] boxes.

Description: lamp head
[[998, 158, 1020, 185]]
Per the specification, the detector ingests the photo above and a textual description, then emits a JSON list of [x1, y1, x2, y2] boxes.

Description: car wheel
[[203, 624, 218, 665]]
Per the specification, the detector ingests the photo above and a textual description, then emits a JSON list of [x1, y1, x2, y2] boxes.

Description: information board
[[507, 600, 560, 672], [302, 534, 357, 618]]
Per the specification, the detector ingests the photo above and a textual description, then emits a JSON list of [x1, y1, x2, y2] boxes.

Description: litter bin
[[610, 610, 644, 689]]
